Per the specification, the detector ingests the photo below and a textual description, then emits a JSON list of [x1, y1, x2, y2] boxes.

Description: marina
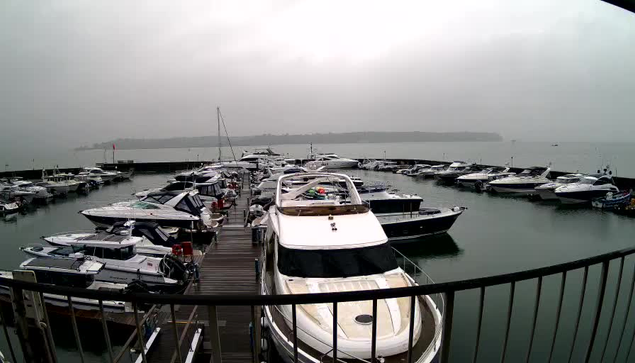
[[0, 154, 635, 362]]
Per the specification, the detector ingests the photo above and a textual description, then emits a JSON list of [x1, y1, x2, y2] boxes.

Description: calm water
[[1, 171, 635, 362], [5, 141, 635, 177]]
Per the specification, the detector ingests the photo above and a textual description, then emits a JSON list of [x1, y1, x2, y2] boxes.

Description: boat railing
[[3, 244, 635, 362]]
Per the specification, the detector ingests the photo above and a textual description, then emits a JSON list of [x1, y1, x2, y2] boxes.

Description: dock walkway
[[147, 185, 261, 363]]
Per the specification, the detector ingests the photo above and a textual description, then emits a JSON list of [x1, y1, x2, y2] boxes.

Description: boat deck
[[147, 188, 262, 363]]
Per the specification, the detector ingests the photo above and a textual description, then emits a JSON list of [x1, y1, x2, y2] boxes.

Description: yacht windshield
[[277, 244, 398, 278], [131, 201, 161, 209]]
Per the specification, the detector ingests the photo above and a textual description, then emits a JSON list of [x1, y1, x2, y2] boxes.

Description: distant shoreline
[[76, 131, 503, 151]]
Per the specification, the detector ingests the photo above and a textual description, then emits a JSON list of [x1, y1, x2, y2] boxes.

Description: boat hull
[[367, 199, 422, 214], [377, 208, 463, 242], [556, 190, 614, 205], [489, 183, 545, 196]]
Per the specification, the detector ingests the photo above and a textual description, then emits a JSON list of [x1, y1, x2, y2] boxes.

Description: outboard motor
[[161, 255, 189, 282]]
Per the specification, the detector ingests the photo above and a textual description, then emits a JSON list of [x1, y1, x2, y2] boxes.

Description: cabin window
[[131, 201, 161, 209], [92, 246, 135, 260], [34, 271, 94, 288], [175, 196, 201, 215], [144, 194, 175, 204], [277, 243, 398, 278]]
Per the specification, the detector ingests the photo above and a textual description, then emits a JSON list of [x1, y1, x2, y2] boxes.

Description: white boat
[[9, 179, 52, 202], [0, 199, 20, 216], [21, 240, 188, 291], [78, 167, 118, 183], [0, 182, 36, 204], [401, 164, 432, 176], [42, 221, 177, 257], [261, 172, 442, 362], [37, 170, 70, 197], [80, 190, 216, 233], [0, 258, 131, 312], [358, 159, 380, 170], [377, 207, 465, 242], [488, 167, 551, 195], [135, 180, 224, 205], [456, 167, 515, 190], [417, 165, 446, 178], [44, 169, 82, 192], [304, 153, 359, 169], [534, 174, 583, 200], [554, 175, 620, 205]]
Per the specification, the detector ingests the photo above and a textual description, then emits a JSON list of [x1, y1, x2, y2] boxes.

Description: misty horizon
[[2, 0, 635, 158]]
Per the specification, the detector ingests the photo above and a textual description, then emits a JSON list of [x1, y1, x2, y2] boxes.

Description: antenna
[[217, 107, 222, 162]]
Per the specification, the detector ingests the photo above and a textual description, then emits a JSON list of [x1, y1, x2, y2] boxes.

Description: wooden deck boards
[[148, 185, 261, 363]]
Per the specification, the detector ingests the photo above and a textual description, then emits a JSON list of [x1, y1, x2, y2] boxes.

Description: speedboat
[[592, 190, 632, 210], [261, 172, 442, 362], [402, 164, 432, 176], [376, 161, 402, 172], [0, 199, 20, 216], [304, 153, 359, 169], [488, 167, 551, 195], [21, 241, 188, 291], [0, 182, 36, 204], [80, 190, 217, 234], [554, 175, 619, 205], [135, 180, 224, 206], [435, 161, 473, 183], [42, 221, 178, 257], [77, 167, 118, 183], [456, 167, 515, 191], [534, 174, 583, 200], [8, 179, 52, 203], [417, 165, 446, 178], [358, 159, 380, 170], [377, 207, 466, 242], [0, 258, 131, 312]]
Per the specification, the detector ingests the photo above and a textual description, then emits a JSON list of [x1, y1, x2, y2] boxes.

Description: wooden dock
[[146, 185, 261, 363]]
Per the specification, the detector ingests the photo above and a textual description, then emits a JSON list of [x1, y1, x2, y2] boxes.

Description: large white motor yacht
[[304, 153, 359, 169], [261, 172, 442, 362], [554, 174, 620, 205], [488, 167, 551, 195], [78, 167, 118, 183], [456, 167, 515, 190]]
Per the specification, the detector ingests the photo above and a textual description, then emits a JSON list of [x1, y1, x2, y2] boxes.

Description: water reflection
[[392, 233, 462, 260]]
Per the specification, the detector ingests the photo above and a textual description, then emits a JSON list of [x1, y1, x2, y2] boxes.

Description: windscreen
[[277, 243, 398, 278]]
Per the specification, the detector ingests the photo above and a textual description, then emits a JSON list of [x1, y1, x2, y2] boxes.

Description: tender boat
[[80, 190, 217, 235], [488, 167, 551, 195], [304, 153, 359, 169], [534, 174, 583, 200], [554, 175, 619, 205], [261, 172, 442, 362], [417, 165, 446, 178], [456, 167, 515, 191], [42, 221, 178, 257], [0, 199, 20, 216], [377, 206, 466, 242], [592, 190, 632, 210], [21, 241, 188, 291], [0, 258, 131, 312]]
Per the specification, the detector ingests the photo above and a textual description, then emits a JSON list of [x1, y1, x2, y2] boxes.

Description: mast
[[217, 107, 221, 161]]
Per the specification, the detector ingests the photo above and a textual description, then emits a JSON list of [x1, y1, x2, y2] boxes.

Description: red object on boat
[[218, 198, 224, 209], [181, 242, 193, 257], [171, 244, 182, 256]]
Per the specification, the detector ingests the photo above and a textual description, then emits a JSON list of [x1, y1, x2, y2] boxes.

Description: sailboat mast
[[217, 107, 222, 161]]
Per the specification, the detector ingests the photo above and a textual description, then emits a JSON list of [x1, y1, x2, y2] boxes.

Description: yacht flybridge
[[261, 172, 442, 362]]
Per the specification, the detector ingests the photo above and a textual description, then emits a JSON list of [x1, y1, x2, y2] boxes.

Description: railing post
[[292, 304, 298, 363], [133, 302, 147, 363], [440, 291, 455, 363], [208, 305, 223, 363], [407, 295, 416, 363], [600, 257, 625, 361], [525, 276, 543, 363], [547, 272, 567, 363], [332, 302, 338, 362], [500, 281, 516, 363], [371, 299, 378, 362], [567, 266, 589, 363], [584, 261, 610, 363], [472, 287, 485, 363], [67, 296, 85, 363], [615, 262, 635, 360]]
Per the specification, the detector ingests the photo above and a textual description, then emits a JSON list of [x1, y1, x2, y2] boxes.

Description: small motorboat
[[376, 206, 466, 242], [417, 164, 446, 178], [0, 199, 20, 216], [592, 190, 632, 210]]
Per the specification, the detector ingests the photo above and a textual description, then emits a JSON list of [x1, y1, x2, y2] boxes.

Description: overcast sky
[[1, 0, 634, 151]]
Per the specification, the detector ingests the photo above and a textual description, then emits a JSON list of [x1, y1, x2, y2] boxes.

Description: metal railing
[[2, 245, 635, 362]]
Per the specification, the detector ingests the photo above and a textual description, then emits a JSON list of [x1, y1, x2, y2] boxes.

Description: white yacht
[[9, 179, 52, 203], [456, 167, 515, 190], [402, 164, 432, 176], [37, 170, 70, 196], [488, 167, 551, 195], [21, 240, 188, 291], [0, 199, 20, 216], [534, 174, 583, 200], [0, 258, 130, 312], [304, 153, 359, 169], [80, 190, 216, 233], [0, 182, 36, 204], [42, 221, 177, 257], [417, 165, 446, 178], [261, 172, 442, 362], [78, 167, 118, 183], [554, 175, 619, 205]]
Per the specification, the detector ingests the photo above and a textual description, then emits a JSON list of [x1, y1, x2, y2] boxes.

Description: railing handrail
[[3, 245, 635, 305]]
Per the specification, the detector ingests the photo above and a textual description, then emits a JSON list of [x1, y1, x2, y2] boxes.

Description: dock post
[[208, 306, 222, 363]]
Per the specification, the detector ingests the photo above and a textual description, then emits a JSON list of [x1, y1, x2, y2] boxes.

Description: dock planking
[[147, 183, 261, 363]]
